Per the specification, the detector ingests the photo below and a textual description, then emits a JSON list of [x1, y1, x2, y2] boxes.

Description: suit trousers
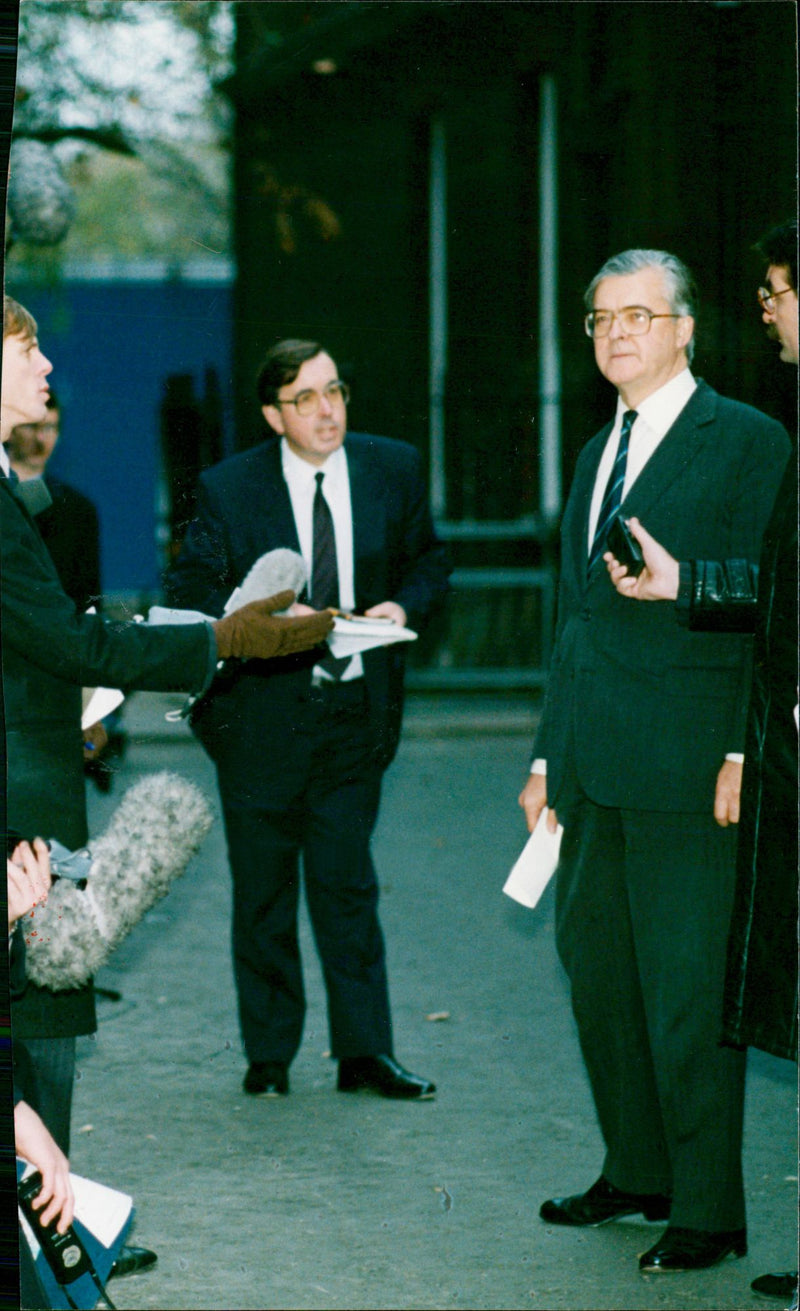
[[555, 795, 746, 1231], [217, 680, 393, 1066]]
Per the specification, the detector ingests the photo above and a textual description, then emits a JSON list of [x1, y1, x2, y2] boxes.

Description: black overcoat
[[722, 453, 798, 1060]]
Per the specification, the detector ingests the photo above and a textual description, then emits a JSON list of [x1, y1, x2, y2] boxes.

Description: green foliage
[[10, 0, 234, 270]]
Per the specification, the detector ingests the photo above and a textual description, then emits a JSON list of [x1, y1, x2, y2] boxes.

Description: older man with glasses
[[603, 220, 798, 1303], [168, 338, 450, 1102], [519, 249, 791, 1276]]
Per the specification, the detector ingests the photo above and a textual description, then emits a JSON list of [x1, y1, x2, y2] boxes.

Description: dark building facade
[[224, 1, 797, 684]]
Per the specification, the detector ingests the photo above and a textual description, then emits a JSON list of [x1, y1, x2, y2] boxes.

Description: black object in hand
[[18, 1170, 92, 1285], [606, 516, 645, 578]]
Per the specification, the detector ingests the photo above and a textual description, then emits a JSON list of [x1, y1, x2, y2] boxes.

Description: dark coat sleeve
[[675, 560, 759, 632], [1, 481, 217, 694]]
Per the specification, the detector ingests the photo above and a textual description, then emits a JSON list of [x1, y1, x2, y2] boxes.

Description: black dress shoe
[[337, 1055, 436, 1099], [109, 1245, 157, 1279], [751, 1271, 799, 1298], [639, 1225, 747, 1272], [243, 1062, 289, 1096], [540, 1175, 672, 1227]]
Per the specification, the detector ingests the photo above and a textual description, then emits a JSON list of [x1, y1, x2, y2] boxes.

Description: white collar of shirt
[[0, 443, 10, 477], [280, 438, 361, 680], [588, 369, 697, 548]]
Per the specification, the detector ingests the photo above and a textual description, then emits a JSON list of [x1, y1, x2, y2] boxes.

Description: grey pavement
[[70, 692, 797, 1311]]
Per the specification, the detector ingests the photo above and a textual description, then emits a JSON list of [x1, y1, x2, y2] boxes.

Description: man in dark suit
[[604, 221, 798, 1303], [168, 339, 450, 1100], [518, 251, 790, 1273], [2, 296, 333, 1277]]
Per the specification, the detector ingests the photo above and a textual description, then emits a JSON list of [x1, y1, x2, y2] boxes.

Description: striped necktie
[[310, 471, 350, 680], [588, 408, 638, 572]]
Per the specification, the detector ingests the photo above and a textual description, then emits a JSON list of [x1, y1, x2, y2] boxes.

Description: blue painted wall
[[8, 279, 234, 595]]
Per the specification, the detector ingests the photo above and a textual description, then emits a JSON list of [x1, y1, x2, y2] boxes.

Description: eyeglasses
[[276, 380, 349, 417], [757, 285, 794, 313], [584, 307, 682, 339]]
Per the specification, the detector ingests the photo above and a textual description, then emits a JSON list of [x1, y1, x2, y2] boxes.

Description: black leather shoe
[[337, 1055, 436, 1099], [639, 1225, 747, 1272], [243, 1062, 289, 1096], [540, 1175, 671, 1227], [751, 1271, 799, 1298], [109, 1245, 157, 1279]]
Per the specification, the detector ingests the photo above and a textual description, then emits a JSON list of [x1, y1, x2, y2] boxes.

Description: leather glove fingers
[[213, 591, 333, 661]]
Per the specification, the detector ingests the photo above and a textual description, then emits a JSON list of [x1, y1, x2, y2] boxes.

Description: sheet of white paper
[[503, 810, 563, 909], [18, 1165, 133, 1253], [328, 615, 417, 658], [147, 604, 216, 626], [81, 685, 125, 731]]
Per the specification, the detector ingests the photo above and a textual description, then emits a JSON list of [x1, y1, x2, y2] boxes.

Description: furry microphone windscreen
[[24, 773, 214, 992], [7, 139, 76, 246], [223, 548, 308, 615]]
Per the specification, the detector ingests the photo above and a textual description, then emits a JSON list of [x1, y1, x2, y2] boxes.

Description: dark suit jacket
[[37, 474, 102, 613], [1, 475, 217, 1035], [167, 432, 450, 771], [533, 380, 790, 816]]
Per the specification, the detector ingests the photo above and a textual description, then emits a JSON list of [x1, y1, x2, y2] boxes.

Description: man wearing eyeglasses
[[168, 338, 450, 1102], [603, 221, 798, 1302], [518, 249, 790, 1274]]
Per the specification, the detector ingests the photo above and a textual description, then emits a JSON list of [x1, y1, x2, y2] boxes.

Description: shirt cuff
[[530, 758, 547, 775], [724, 753, 745, 764]]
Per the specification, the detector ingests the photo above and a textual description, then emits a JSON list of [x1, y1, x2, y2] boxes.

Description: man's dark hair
[[256, 340, 326, 406], [755, 219, 797, 291]]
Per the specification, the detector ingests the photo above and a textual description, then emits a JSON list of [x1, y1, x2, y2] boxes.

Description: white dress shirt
[[0, 443, 10, 477], [281, 439, 362, 681], [587, 369, 697, 550]]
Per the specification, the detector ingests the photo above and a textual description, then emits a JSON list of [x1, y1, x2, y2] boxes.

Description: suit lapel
[[567, 425, 611, 592], [251, 440, 302, 554], [346, 437, 387, 596], [621, 381, 717, 520]]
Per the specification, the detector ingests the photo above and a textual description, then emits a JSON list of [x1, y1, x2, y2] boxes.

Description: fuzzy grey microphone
[[23, 773, 213, 992], [149, 548, 309, 720], [222, 548, 309, 616], [7, 139, 76, 247]]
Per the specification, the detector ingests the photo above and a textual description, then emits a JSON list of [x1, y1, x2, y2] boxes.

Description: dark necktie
[[310, 471, 350, 679], [588, 408, 638, 572]]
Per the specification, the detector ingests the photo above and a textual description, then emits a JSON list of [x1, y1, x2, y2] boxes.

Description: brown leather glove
[[212, 589, 334, 661]]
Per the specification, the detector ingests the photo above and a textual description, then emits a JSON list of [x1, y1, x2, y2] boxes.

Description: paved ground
[[69, 692, 797, 1311]]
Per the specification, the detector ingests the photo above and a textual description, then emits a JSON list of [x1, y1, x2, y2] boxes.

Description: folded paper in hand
[[503, 810, 563, 909], [329, 615, 417, 658]]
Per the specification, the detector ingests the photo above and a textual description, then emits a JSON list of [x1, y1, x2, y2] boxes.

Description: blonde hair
[[3, 295, 38, 343]]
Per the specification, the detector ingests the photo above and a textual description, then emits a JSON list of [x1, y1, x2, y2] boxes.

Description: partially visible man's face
[[0, 332, 53, 438], [762, 264, 799, 365], [592, 267, 694, 407], [8, 408, 60, 475], [262, 351, 347, 466]]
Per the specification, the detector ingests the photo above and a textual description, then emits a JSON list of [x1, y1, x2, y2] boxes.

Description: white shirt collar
[[0, 443, 10, 477], [615, 368, 696, 440], [280, 438, 347, 489]]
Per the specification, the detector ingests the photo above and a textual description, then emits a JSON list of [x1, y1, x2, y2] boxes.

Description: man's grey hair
[[584, 249, 698, 363]]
